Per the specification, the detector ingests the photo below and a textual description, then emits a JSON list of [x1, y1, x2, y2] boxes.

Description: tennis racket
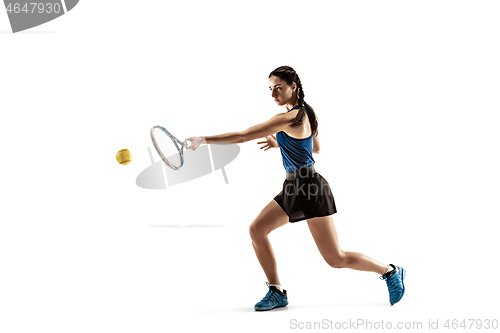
[[150, 125, 192, 170]]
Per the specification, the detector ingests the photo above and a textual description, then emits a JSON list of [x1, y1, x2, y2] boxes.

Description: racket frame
[[150, 125, 190, 170]]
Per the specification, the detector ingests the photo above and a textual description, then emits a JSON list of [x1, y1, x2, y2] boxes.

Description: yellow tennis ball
[[116, 149, 131, 165]]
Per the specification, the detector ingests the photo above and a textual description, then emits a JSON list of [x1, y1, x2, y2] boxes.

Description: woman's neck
[[285, 100, 299, 111]]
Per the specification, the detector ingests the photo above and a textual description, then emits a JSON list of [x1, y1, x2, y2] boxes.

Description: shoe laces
[[261, 289, 280, 305], [385, 274, 400, 294]]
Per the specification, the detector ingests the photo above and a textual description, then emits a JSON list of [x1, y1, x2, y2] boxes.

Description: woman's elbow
[[237, 134, 247, 144], [313, 149, 320, 154]]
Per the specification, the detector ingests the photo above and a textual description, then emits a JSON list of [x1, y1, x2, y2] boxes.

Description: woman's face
[[269, 75, 297, 107]]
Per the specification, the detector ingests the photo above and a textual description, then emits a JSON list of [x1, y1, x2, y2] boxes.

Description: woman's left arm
[[312, 135, 320, 154], [205, 113, 290, 144]]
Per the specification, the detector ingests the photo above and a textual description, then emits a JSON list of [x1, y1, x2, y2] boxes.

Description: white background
[[1, 1, 499, 332]]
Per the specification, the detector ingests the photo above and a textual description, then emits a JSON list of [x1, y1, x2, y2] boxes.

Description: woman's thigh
[[306, 215, 344, 260], [249, 199, 290, 237]]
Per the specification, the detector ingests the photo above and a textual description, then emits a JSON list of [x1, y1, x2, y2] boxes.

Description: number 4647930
[[6, 3, 62, 14], [444, 319, 498, 330]]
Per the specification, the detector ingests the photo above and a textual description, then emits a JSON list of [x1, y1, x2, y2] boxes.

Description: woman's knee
[[249, 217, 276, 240], [249, 200, 289, 240], [249, 221, 266, 240], [324, 251, 347, 269]]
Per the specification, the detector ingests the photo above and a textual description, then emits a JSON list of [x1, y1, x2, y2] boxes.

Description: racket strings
[[152, 128, 182, 168]]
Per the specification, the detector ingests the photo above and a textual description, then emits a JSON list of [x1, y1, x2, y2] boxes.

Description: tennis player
[[185, 66, 405, 310]]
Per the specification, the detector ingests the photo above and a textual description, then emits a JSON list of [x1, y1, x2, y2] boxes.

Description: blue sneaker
[[254, 282, 288, 311], [380, 264, 406, 305]]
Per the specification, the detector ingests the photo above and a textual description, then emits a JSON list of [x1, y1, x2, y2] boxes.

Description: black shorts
[[274, 165, 337, 223]]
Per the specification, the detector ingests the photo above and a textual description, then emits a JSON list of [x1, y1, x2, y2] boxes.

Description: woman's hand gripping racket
[[150, 125, 193, 170]]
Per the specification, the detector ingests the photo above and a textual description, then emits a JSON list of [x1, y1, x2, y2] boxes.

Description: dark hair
[[269, 66, 319, 137]]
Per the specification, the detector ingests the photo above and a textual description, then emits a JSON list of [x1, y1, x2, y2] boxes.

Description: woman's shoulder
[[272, 110, 299, 124], [282, 108, 312, 139]]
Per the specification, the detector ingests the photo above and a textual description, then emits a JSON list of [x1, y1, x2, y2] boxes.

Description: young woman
[[185, 66, 405, 310]]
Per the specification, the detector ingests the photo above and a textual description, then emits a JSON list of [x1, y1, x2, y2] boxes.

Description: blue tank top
[[276, 105, 315, 172]]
